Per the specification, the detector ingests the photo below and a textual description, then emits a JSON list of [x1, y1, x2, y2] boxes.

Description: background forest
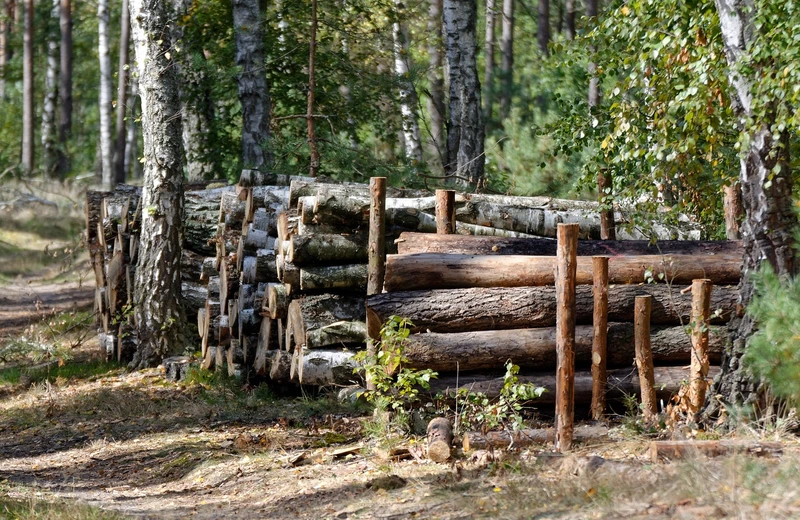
[[2, 0, 799, 240]]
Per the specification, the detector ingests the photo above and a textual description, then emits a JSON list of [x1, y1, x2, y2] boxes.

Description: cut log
[[181, 281, 208, 319], [238, 169, 315, 188], [299, 264, 368, 293], [238, 308, 261, 337], [184, 187, 234, 255], [288, 179, 429, 208], [365, 284, 738, 335], [201, 346, 217, 370], [269, 348, 292, 381], [287, 295, 367, 350], [634, 295, 657, 420], [429, 366, 721, 403], [463, 425, 609, 451], [395, 232, 742, 257], [383, 253, 741, 291], [295, 348, 362, 386], [649, 440, 782, 462], [288, 233, 368, 265], [163, 356, 193, 382], [267, 283, 289, 319], [253, 317, 275, 375], [241, 249, 278, 285], [426, 417, 453, 462], [401, 323, 725, 372], [220, 190, 246, 229]]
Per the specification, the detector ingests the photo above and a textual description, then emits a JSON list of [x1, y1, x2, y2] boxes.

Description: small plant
[[455, 360, 545, 433], [354, 316, 437, 433]]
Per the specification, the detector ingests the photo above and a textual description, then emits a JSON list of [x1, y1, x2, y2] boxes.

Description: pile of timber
[[367, 232, 743, 406]]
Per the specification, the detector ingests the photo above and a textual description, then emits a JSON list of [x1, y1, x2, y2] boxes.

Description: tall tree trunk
[[57, 0, 72, 179], [483, 0, 496, 133], [21, 0, 33, 174], [443, 0, 485, 190], [124, 76, 140, 179], [98, 0, 114, 189], [586, 0, 600, 109], [393, 0, 423, 163], [537, 0, 550, 56], [113, 0, 131, 185], [0, 0, 10, 100], [427, 0, 446, 172], [129, 0, 186, 368], [564, 0, 574, 40], [233, 0, 272, 169], [499, 0, 513, 121], [40, 0, 59, 177], [708, 0, 798, 411], [306, 0, 319, 176]]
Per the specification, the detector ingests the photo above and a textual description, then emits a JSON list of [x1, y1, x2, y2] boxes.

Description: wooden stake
[[597, 169, 616, 240], [634, 295, 657, 420], [723, 183, 743, 240], [689, 279, 712, 415], [366, 177, 387, 391], [435, 189, 456, 234], [591, 256, 609, 420], [555, 223, 579, 453]]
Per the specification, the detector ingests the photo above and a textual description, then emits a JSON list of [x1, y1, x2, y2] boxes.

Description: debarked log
[[401, 323, 725, 372], [428, 365, 720, 404], [383, 253, 741, 291], [365, 284, 738, 335]]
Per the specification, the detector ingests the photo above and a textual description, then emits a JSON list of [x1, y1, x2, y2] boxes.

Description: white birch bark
[[426, 0, 446, 170], [392, 1, 423, 163], [41, 0, 59, 177], [483, 0, 495, 129], [98, 0, 114, 189], [499, 0, 513, 120]]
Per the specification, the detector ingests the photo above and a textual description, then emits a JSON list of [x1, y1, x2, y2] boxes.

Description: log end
[[427, 440, 452, 463]]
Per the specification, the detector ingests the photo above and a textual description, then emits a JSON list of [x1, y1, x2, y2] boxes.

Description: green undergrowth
[[0, 359, 123, 388]]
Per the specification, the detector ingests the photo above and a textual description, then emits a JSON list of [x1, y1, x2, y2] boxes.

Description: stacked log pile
[[368, 231, 743, 406]]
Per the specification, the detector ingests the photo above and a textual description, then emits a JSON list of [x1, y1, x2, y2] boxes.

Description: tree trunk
[[130, 0, 186, 368], [383, 253, 742, 291], [98, 0, 114, 190], [0, 0, 9, 100], [537, 0, 549, 56], [483, 0, 496, 132], [427, 0, 446, 171], [443, 0, 485, 189], [401, 324, 724, 373], [57, 0, 72, 178], [124, 77, 140, 179], [586, 0, 599, 109], [233, 0, 272, 168], [366, 284, 738, 335], [40, 0, 60, 177], [21, 0, 33, 174], [564, 0, 574, 40], [114, 0, 131, 185], [499, 0, 513, 121], [709, 0, 798, 410], [286, 294, 366, 350], [393, 0, 423, 163], [395, 232, 741, 256], [723, 182, 743, 240], [306, 0, 319, 176]]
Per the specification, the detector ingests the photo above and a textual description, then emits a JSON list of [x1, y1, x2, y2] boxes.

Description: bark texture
[[443, 0, 485, 189], [710, 0, 798, 411], [499, 0, 513, 120], [233, 0, 272, 168], [98, 0, 114, 190], [58, 0, 72, 178], [427, 0, 446, 170], [392, 1, 423, 163], [113, 0, 131, 185], [41, 0, 60, 177], [130, 0, 186, 368], [21, 0, 33, 174]]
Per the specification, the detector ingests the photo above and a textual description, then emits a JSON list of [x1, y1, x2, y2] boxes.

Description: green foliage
[[354, 316, 437, 432], [744, 266, 800, 405], [455, 360, 545, 433]]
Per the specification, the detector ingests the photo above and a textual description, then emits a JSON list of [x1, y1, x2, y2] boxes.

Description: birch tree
[[483, 0, 496, 131], [113, 0, 131, 185], [426, 0, 446, 170], [443, 0, 484, 189], [41, 0, 60, 177], [129, 0, 186, 368], [392, 0, 423, 163], [21, 0, 33, 174], [98, 0, 113, 189], [57, 0, 72, 178], [499, 0, 513, 121]]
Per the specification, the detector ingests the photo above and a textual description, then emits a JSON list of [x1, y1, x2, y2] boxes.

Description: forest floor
[[2, 184, 800, 519]]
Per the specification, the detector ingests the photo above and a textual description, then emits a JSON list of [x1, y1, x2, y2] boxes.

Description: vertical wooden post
[[689, 279, 712, 415], [366, 177, 387, 391], [597, 169, 616, 240], [555, 223, 579, 452], [634, 295, 657, 420], [591, 256, 608, 421], [723, 183, 742, 240], [435, 189, 456, 234]]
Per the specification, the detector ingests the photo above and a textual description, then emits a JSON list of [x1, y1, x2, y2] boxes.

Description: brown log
[[429, 366, 720, 404], [555, 223, 579, 453], [286, 294, 366, 351], [426, 417, 453, 462], [201, 346, 217, 370], [591, 257, 609, 420], [464, 425, 609, 451], [253, 317, 275, 375], [723, 183, 743, 240], [435, 190, 456, 234], [400, 323, 725, 372], [689, 279, 712, 415], [635, 296, 657, 420], [288, 233, 368, 265], [649, 440, 782, 462], [395, 232, 742, 257], [367, 177, 387, 296], [383, 253, 741, 291]]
